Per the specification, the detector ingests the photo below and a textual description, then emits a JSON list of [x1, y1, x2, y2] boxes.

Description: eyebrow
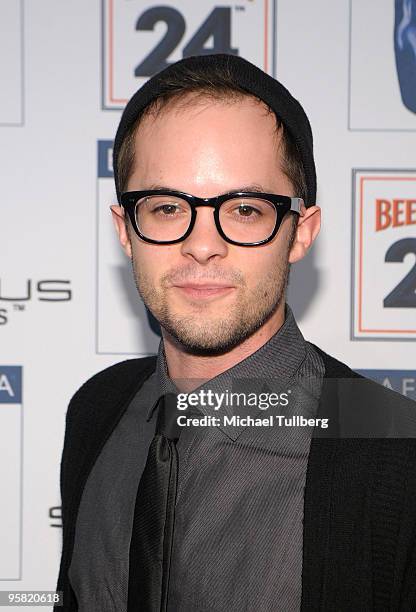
[[146, 183, 271, 195]]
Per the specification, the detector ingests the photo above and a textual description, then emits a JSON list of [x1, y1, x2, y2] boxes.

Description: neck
[[161, 302, 286, 392]]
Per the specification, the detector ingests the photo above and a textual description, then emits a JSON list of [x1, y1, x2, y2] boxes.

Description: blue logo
[[395, 0, 416, 113], [0, 366, 22, 403], [357, 369, 415, 401], [98, 141, 114, 178]]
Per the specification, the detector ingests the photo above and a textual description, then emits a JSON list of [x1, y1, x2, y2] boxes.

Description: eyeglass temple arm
[[290, 198, 304, 214]]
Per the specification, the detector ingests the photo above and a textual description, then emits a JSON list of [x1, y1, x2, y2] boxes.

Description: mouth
[[172, 284, 236, 300]]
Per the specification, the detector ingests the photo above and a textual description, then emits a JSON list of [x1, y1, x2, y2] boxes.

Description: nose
[[180, 206, 228, 264]]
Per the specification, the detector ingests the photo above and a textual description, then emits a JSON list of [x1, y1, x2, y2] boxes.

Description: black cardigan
[[55, 345, 416, 611]]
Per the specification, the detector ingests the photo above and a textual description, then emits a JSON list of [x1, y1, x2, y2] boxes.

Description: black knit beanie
[[113, 53, 316, 206]]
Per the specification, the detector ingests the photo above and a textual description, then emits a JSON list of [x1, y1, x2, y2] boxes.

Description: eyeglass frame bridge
[[120, 189, 304, 247]]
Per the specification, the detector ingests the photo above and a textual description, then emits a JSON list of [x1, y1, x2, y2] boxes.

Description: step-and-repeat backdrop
[[1, 0, 415, 607]]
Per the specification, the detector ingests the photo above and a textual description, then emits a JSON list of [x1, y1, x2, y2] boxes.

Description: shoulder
[[66, 356, 157, 422], [307, 341, 361, 379], [309, 342, 416, 437], [71, 356, 157, 397]]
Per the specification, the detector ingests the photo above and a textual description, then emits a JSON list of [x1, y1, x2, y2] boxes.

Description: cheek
[[132, 243, 175, 281], [247, 247, 286, 286], [242, 253, 275, 285]]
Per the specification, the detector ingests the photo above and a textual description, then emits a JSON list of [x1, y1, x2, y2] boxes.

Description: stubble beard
[[130, 253, 291, 357]]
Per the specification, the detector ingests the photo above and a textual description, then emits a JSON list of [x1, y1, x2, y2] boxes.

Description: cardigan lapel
[[59, 357, 158, 610], [301, 348, 368, 610], [301, 374, 339, 611]]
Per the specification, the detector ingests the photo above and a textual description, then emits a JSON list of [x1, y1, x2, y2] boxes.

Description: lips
[[174, 283, 234, 289], [172, 283, 235, 300]]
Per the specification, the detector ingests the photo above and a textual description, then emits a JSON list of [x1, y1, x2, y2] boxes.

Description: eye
[[152, 203, 181, 215], [228, 202, 264, 222], [138, 196, 190, 217], [235, 204, 261, 217]]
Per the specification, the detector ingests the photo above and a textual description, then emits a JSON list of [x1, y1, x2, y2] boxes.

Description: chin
[[170, 335, 245, 357], [161, 315, 267, 357]]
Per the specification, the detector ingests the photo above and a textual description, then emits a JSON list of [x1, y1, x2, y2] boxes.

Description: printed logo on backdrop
[[0, 366, 22, 580], [356, 369, 416, 401], [0, 0, 24, 126], [0, 279, 72, 327], [101, 0, 277, 110], [351, 169, 416, 341], [96, 140, 161, 355], [349, 0, 416, 130], [49, 506, 62, 529]]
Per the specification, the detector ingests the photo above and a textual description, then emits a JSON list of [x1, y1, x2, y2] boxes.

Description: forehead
[[136, 94, 279, 148], [128, 95, 289, 195]]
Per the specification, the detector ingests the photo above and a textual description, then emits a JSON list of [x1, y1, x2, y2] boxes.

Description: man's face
[[120, 96, 299, 355]]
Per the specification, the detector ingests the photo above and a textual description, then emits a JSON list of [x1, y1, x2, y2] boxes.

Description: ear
[[288, 204, 321, 264], [110, 205, 132, 258]]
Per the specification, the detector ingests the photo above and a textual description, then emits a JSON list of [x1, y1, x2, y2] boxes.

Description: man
[[55, 54, 416, 611]]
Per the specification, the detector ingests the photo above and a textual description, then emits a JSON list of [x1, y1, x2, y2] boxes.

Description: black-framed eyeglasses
[[120, 189, 303, 247]]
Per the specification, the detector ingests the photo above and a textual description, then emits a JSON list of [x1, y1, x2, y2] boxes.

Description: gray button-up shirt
[[69, 305, 324, 611]]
